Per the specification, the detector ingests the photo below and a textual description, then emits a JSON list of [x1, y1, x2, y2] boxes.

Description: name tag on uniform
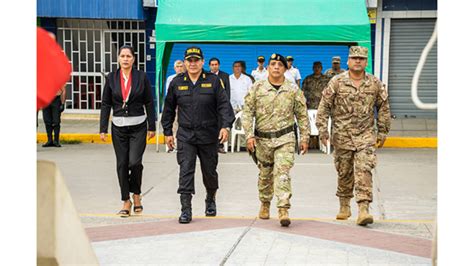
[[178, 86, 189, 91], [201, 83, 212, 88]]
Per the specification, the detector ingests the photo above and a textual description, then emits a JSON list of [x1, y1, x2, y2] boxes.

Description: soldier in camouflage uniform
[[242, 53, 310, 227], [302, 61, 330, 109], [324, 56, 346, 79], [316, 46, 391, 226]]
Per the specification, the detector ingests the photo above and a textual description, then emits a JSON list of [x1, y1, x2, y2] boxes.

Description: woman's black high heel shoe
[[117, 200, 131, 218], [133, 195, 143, 214]]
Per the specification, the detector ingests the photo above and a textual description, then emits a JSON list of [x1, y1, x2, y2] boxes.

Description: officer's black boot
[[179, 194, 192, 224], [205, 189, 217, 217], [53, 125, 61, 147], [42, 125, 54, 147]]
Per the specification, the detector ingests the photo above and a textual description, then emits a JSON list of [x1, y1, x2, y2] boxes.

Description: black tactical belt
[[255, 125, 294, 139]]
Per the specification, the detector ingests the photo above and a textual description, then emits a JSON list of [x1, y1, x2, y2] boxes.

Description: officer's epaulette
[[202, 71, 213, 80]]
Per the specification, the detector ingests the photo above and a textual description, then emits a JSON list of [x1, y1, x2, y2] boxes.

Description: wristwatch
[[225, 127, 231, 132]]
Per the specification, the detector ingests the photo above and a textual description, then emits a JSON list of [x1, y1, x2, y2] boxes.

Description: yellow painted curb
[[37, 134, 436, 148], [384, 137, 437, 148], [37, 133, 166, 144], [61, 113, 100, 120]]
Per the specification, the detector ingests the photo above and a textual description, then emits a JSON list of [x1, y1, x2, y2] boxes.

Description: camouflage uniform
[[324, 68, 346, 79], [302, 74, 330, 109], [316, 68, 391, 203], [242, 79, 310, 208]]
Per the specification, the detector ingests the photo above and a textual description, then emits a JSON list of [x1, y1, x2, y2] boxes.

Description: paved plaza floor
[[37, 144, 437, 265]]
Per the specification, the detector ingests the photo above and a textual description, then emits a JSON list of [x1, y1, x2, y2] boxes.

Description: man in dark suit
[[209, 57, 231, 154], [209, 58, 230, 99]]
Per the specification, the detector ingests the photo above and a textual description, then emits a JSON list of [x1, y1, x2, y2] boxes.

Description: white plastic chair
[[307, 109, 319, 136], [319, 116, 332, 155], [307, 109, 331, 154], [231, 111, 246, 153], [223, 140, 228, 153]]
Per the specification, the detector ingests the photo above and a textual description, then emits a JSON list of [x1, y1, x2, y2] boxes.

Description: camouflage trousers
[[256, 139, 295, 208], [333, 146, 377, 203]]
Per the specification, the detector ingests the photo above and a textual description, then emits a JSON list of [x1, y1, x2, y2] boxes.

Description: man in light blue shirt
[[165, 60, 185, 95]]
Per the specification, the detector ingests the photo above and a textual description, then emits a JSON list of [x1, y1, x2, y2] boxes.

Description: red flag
[[37, 27, 72, 111]]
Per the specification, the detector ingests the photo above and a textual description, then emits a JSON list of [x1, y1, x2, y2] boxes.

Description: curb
[[36, 133, 165, 144], [36, 133, 437, 148], [384, 137, 437, 148]]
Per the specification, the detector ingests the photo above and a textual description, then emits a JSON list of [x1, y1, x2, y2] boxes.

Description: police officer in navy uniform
[[161, 46, 235, 224]]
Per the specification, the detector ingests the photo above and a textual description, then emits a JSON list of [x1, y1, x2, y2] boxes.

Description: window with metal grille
[[56, 19, 146, 112]]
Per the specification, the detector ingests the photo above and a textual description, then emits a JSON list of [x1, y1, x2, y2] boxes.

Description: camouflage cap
[[348, 46, 368, 58], [332, 56, 341, 63]]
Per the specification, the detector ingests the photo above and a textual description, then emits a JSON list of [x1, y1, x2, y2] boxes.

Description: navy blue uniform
[[161, 71, 235, 194]]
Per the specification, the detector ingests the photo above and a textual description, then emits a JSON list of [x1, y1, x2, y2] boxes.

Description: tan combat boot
[[259, 202, 270, 219], [278, 208, 291, 227], [356, 201, 374, 226], [336, 197, 351, 220]]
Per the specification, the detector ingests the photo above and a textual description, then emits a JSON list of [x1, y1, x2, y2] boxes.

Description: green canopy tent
[[155, 0, 372, 113]]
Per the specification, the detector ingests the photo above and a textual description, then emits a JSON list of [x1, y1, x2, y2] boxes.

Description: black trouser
[[42, 96, 62, 142], [177, 140, 219, 194], [111, 121, 147, 201]]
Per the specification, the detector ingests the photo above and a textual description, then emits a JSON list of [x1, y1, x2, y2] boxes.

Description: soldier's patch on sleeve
[[322, 87, 335, 98], [380, 84, 388, 101]]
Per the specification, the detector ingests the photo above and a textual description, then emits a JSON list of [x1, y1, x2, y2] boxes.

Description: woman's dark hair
[[118, 45, 135, 57]]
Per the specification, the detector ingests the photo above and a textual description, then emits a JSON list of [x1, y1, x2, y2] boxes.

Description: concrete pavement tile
[[366, 248, 397, 263], [329, 221, 434, 240], [388, 130, 437, 137], [346, 250, 369, 264], [92, 227, 245, 265], [253, 220, 432, 258], [38, 145, 436, 265], [38, 145, 436, 222], [425, 119, 437, 130], [227, 228, 431, 265], [389, 119, 403, 130], [80, 215, 164, 228], [401, 119, 428, 131], [327, 263, 363, 266]]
